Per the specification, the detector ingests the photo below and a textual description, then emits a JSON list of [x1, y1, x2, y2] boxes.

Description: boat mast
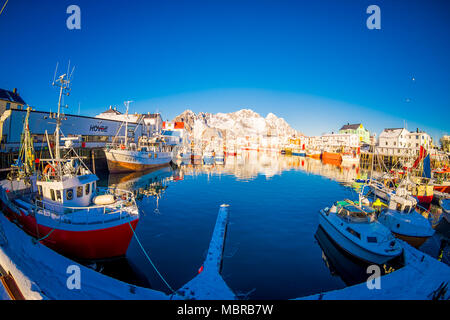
[[124, 100, 133, 148], [52, 64, 74, 176]]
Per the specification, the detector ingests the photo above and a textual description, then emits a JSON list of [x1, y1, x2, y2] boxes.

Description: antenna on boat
[[52, 63, 74, 175], [124, 100, 133, 148]]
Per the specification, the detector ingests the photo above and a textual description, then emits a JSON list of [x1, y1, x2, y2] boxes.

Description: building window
[[77, 186, 83, 198], [5, 103, 11, 110]]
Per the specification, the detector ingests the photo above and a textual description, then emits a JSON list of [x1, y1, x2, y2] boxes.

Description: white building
[[320, 133, 359, 148], [376, 128, 431, 156], [95, 106, 163, 136]]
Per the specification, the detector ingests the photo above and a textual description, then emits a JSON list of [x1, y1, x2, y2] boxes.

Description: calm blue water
[[98, 152, 446, 299]]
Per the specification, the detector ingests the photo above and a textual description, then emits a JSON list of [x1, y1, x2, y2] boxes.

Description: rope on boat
[[127, 221, 176, 295]]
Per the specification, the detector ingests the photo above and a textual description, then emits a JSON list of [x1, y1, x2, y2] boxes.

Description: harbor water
[[95, 151, 448, 299]]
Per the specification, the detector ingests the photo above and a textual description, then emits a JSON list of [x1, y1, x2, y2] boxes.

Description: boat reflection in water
[[314, 226, 403, 287], [108, 165, 175, 201], [91, 165, 179, 287]]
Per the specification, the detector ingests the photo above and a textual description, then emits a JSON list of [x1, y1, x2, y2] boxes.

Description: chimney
[[416, 128, 419, 133], [13, 88, 17, 95]]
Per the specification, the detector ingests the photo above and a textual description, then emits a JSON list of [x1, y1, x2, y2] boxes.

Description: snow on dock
[[0, 214, 169, 300], [174, 204, 236, 300], [298, 240, 450, 300], [0, 204, 236, 300]]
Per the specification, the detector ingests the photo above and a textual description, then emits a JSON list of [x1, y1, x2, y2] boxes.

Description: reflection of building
[[339, 123, 370, 144]]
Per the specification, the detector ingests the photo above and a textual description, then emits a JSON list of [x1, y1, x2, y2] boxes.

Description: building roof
[[100, 107, 122, 115], [339, 123, 362, 131], [0, 88, 26, 105]]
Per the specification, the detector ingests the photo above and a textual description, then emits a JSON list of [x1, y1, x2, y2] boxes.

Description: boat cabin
[[36, 174, 98, 209]]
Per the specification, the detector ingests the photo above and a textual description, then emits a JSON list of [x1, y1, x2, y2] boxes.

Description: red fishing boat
[[0, 72, 139, 260]]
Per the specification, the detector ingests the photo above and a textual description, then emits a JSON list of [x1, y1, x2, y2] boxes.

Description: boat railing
[[34, 187, 137, 224]]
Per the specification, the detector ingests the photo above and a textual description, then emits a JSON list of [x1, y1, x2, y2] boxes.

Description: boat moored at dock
[[318, 199, 403, 264]]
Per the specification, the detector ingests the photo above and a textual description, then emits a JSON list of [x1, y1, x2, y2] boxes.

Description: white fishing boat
[[319, 199, 403, 264], [104, 102, 172, 173], [0, 72, 139, 260], [372, 185, 435, 247]]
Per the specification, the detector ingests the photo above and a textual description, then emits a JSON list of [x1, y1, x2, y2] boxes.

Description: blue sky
[[0, 0, 449, 141]]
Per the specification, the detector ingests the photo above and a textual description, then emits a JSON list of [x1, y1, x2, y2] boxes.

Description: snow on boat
[[318, 200, 403, 265]]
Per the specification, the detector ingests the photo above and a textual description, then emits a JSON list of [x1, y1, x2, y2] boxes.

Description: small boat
[[432, 167, 450, 194], [373, 188, 435, 248], [292, 146, 306, 157], [318, 199, 402, 264], [341, 153, 360, 164], [322, 151, 342, 166], [214, 152, 225, 164], [203, 150, 215, 165], [306, 149, 321, 159]]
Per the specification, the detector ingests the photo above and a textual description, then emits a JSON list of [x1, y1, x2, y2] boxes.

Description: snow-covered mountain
[[173, 109, 300, 141]]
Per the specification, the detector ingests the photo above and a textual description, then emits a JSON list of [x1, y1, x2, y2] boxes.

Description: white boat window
[[66, 189, 74, 200], [38, 185, 43, 196], [56, 190, 62, 202], [404, 206, 410, 213], [86, 183, 90, 195], [77, 186, 83, 198], [50, 189, 56, 201], [367, 236, 377, 243]]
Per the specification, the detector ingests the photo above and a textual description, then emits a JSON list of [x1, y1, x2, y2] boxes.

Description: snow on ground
[[0, 204, 236, 300], [0, 214, 168, 300], [298, 240, 450, 300]]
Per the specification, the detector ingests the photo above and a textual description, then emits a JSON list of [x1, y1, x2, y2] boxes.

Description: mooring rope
[[127, 221, 176, 295]]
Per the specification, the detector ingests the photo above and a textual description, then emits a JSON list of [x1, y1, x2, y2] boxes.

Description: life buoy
[[120, 144, 125, 150], [43, 164, 56, 176]]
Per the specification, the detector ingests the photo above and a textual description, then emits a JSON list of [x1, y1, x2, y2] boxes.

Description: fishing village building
[[376, 128, 432, 156], [339, 123, 370, 144], [0, 88, 27, 113]]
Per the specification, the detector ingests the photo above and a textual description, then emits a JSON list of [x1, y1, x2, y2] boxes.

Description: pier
[[0, 204, 235, 300], [298, 240, 450, 300], [174, 204, 236, 300]]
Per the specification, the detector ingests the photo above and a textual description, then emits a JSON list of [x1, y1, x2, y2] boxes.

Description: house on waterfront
[[339, 123, 370, 144], [320, 133, 360, 148], [376, 128, 431, 156], [440, 135, 450, 152], [0, 88, 27, 114]]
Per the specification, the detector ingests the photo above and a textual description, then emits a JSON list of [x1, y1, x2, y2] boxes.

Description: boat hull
[[322, 151, 342, 162], [434, 185, 450, 194], [0, 195, 139, 260], [105, 149, 172, 173]]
